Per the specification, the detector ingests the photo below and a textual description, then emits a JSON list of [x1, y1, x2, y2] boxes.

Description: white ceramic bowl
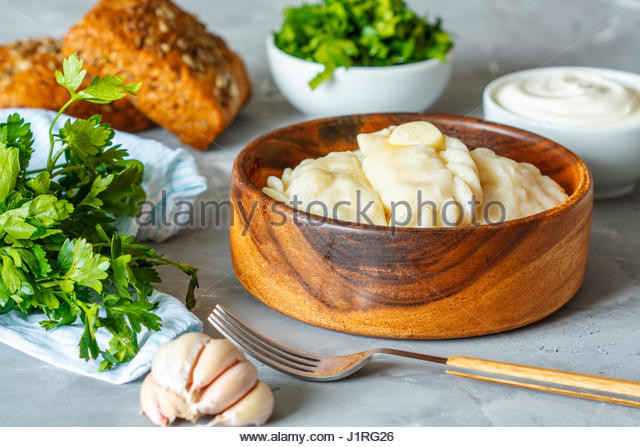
[[266, 36, 452, 116], [483, 67, 640, 199]]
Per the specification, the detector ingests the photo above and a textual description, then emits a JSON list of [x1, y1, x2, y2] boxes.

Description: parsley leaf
[[55, 53, 86, 96], [60, 238, 110, 293], [1, 255, 22, 293], [77, 76, 141, 104], [78, 175, 113, 209], [59, 117, 114, 157], [0, 113, 33, 172], [0, 144, 19, 203], [26, 172, 51, 195]]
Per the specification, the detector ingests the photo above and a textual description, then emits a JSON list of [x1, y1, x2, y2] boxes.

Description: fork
[[209, 305, 640, 409]]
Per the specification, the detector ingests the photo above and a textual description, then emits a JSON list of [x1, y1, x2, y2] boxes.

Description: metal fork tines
[[208, 305, 386, 381], [208, 305, 323, 377]]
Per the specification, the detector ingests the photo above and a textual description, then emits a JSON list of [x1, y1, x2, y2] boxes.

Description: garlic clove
[[144, 371, 199, 424], [152, 332, 211, 395], [156, 383, 199, 423], [356, 126, 394, 156], [210, 381, 275, 427], [140, 373, 170, 427], [389, 121, 445, 150], [190, 339, 245, 395], [196, 360, 258, 414]]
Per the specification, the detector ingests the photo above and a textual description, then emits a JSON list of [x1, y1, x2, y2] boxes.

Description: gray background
[[1, 0, 639, 426]]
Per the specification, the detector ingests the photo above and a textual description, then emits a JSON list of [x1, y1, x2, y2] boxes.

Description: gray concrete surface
[[0, 0, 639, 426]]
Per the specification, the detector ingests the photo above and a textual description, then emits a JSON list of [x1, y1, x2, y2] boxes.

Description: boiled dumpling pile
[[262, 121, 568, 227]]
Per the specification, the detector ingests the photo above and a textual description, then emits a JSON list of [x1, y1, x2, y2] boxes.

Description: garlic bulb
[[140, 332, 274, 426]]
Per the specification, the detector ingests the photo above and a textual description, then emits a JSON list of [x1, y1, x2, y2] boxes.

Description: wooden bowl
[[230, 113, 593, 338]]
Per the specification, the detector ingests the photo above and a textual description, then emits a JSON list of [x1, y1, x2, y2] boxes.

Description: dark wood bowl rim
[[233, 113, 592, 234]]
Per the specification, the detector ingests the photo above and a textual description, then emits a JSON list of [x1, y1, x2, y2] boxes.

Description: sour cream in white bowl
[[483, 67, 640, 199], [266, 36, 452, 116]]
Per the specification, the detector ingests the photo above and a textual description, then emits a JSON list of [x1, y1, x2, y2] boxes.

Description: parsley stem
[[50, 145, 69, 168], [47, 97, 76, 173], [25, 165, 65, 175], [73, 151, 98, 176], [50, 165, 85, 179], [150, 257, 198, 276]]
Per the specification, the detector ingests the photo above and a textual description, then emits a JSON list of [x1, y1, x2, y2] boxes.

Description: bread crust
[[0, 38, 153, 133], [63, 0, 251, 149]]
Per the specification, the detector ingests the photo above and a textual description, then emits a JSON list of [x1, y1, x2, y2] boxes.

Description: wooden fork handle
[[446, 356, 640, 405]]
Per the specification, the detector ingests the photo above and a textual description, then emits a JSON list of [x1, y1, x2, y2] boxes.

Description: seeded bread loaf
[[63, 0, 251, 149], [0, 38, 153, 133]]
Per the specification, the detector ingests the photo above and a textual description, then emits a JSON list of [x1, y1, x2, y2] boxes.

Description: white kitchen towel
[[0, 108, 207, 384]]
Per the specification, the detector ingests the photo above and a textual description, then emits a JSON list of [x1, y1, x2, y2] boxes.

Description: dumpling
[[262, 151, 387, 226], [470, 147, 568, 223], [357, 122, 483, 227]]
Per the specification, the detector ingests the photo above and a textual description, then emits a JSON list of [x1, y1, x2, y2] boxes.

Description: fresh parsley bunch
[[274, 0, 454, 89], [0, 54, 198, 371]]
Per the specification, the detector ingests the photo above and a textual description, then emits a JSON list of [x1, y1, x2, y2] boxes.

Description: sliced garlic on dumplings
[[389, 121, 445, 150]]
